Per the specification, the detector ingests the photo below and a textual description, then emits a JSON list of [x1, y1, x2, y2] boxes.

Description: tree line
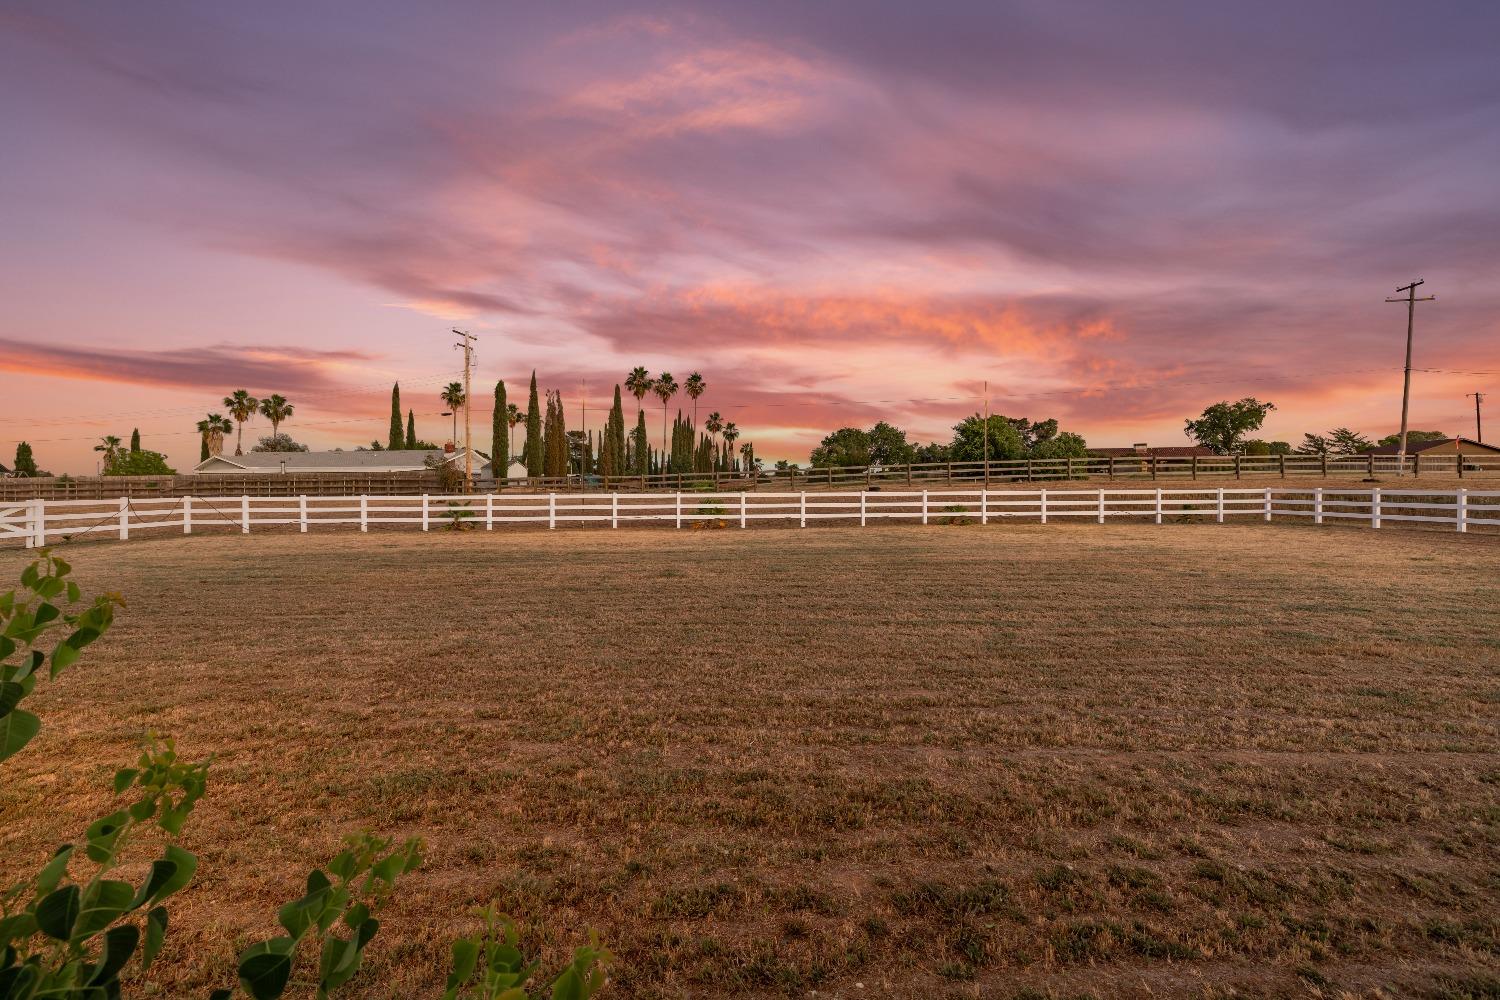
[[798, 414, 1090, 471], [1182, 398, 1446, 456]]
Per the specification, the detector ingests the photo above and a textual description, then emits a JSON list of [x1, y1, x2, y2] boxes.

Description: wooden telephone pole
[[1468, 391, 1486, 443], [1384, 280, 1435, 475], [452, 329, 478, 492]]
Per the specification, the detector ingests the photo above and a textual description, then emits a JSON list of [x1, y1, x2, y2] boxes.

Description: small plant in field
[[939, 504, 973, 525], [2, 551, 608, 1000], [445, 503, 477, 531]]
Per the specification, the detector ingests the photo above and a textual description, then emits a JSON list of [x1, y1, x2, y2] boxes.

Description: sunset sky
[[3, 1, 1498, 474]]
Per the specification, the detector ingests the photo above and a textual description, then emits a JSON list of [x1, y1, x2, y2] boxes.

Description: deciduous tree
[[1183, 398, 1275, 455]]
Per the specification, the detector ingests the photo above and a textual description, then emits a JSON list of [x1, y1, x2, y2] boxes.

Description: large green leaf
[[238, 938, 295, 1000], [35, 844, 74, 895], [72, 879, 134, 942], [142, 906, 168, 970], [0, 680, 23, 715], [86, 924, 139, 986], [83, 811, 130, 864], [36, 885, 81, 940], [129, 859, 178, 910], [152, 845, 197, 902], [0, 707, 40, 764]]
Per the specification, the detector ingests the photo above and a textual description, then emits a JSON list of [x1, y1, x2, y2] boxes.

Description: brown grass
[[3, 525, 1498, 999]]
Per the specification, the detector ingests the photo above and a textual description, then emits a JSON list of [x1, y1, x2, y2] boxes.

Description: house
[[478, 459, 531, 482], [1088, 443, 1216, 458], [0, 460, 10, 477], [1362, 436, 1500, 458], [191, 449, 479, 474]]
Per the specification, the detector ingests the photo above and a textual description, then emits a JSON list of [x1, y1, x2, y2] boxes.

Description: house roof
[[1363, 436, 1500, 456], [1089, 445, 1216, 457], [191, 449, 472, 473]]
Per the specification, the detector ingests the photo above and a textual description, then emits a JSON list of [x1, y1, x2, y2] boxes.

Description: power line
[[1384, 278, 1436, 471]]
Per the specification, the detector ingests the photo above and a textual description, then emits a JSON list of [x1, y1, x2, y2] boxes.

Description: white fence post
[[740, 492, 747, 529], [421, 494, 430, 532], [611, 492, 618, 529], [1456, 489, 1467, 533], [1263, 487, 1272, 522], [1154, 487, 1163, 525], [860, 491, 867, 526], [1313, 488, 1323, 525], [920, 489, 928, 525], [361, 495, 370, 533], [241, 495, 250, 534], [23, 500, 36, 549], [548, 493, 556, 530], [1096, 489, 1105, 524], [36, 500, 47, 547], [299, 495, 308, 533], [675, 491, 682, 529], [1215, 488, 1224, 524], [979, 488, 987, 525], [799, 491, 807, 528], [118, 497, 128, 541], [183, 495, 192, 534], [1039, 489, 1048, 524], [1371, 488, 1381, 529]]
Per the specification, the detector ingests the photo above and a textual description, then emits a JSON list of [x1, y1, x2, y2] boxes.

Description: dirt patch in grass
[[2, 525, 1497, 998]]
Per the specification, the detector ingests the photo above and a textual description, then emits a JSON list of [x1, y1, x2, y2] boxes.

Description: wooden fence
[[4, 487, 1496, 548], [3, 452, 1495, 502]]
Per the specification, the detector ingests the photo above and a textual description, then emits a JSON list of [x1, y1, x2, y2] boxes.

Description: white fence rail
[[3, 488, 1497, 548]]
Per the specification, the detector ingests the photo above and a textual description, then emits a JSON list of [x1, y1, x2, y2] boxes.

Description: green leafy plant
[[445, 503, 477, 531], [219, 834, 423, 1000], [443, 906, 609, 1000]]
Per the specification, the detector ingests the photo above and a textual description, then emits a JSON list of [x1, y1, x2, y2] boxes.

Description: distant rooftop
[[192, 449, 470, 473]]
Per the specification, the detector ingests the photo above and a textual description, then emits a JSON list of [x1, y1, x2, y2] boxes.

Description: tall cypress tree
[[405, 410, 416, 448], [525, 371, 544, 476], [632, 409, 649, 477], [545, 390, 568, 477], [491, 380, 507, 471], [388, 383, 404, 449], [130, 428, 141, 453]]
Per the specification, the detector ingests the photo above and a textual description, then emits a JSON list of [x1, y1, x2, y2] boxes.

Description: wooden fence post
[[299, 495, 308, 533], [1456, 454, 1464, 479], [1456, 489, 1467, 533], [1367, 454, 1374, 478], [1371, 488, 1381, 529], [1151, 456, 1157, 481], [946, 463, 953, 486], [118, 497, 128, 541], [1191, 456, 1198, 480], [1314, 488, 1324, 525], [1108, 456, 1115, 480], [183, 495, 192, 534], [242, 495, 250, 534], [1279, 453, 1286, 478], [362, 495, 371, 532], [1234, 455, 1241, 480], [1066, 456, 1073, 480], [1413, 453, 1421, 477]]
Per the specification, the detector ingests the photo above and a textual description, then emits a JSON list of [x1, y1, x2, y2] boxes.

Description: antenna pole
[[452, 329, 478, 493]]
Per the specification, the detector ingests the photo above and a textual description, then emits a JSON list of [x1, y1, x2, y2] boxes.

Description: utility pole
[[452, 328, 478, 492], [1468, 391, 1485, 443], [1384, 280, 1435, 475], [982, 380, 989, 484]]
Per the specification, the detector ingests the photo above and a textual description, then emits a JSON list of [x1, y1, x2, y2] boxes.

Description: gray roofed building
[[191, 449, 476, 474]]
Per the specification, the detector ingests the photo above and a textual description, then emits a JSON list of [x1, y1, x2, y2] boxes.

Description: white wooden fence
[[2, 488, 1496, 548]]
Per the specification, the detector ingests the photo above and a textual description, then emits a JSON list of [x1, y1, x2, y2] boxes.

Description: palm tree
[[258, 394, 293, 438], [706, 411, 723, 448], [506, 403, 521, 463], [223, 389, 259, 455], [625, 367, 654, 417], [94, 435, 123, 460], [441, 381, 466, 446], [196, 414, 232, 459], [722, 421, 739, 469], [652, 372, 678, 458], [684, 372, 706, 428]]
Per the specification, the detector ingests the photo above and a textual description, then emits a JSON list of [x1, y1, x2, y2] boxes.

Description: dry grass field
[[2, 524, 1497, 999]]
